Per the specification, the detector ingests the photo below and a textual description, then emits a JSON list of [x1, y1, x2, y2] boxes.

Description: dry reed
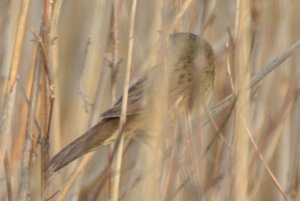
[[0, 0, 299, 201]]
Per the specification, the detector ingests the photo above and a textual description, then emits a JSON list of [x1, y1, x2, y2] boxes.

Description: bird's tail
[[47, 118, 119, 173]]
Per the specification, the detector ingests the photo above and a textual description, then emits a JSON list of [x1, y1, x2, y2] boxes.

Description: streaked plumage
[[47, 32, 215, 172]]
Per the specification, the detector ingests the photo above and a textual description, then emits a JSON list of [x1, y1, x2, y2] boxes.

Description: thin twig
[[30, 29, 53, 87], [174, 0, 182, 31], [170, 0, 193, 32], [55, 154, 94, 201], [108, 1, 120, 197], [200, 0, 217, 34], [161, 120, 178, 201], [40, 96, 54, 198], [226, 27, 237, 94], [204, 97, 236, 154], [4, 152, 14, 201], [242, 119, 289, 201], [118, 174, 146, 200], [18, 37, 42, 201], [205, 38, 300, 124], [203, 103, 232, 149], [87, 141, 133, 200], [111, 0, 120, 104], [249, 78, 299, 199], [6, 0, 30, 92], [31, 24, 54, 198], [78, 37, 93, 113], [112, 0, 138, 200]]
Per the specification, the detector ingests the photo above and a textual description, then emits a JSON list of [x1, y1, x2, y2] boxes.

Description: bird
[[47, 32, 215, 172]]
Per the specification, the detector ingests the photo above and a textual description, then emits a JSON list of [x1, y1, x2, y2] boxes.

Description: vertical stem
[[6, 0, 31, 93], [40, 0, 50, 197], [174, 0, 182, 31], [18, 42, 42, 201], [109, 0, 120, 198], [4, 152, 13, 201], [232, 0, 251, 200], [111, 0, 120, 104], [111, 0, 137, 200]]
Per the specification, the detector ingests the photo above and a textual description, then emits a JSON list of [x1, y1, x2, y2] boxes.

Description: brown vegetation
[[0, 0, 300, 201]]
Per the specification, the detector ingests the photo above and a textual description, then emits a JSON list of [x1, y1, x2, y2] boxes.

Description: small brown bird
[[47, 32, 215, 172]]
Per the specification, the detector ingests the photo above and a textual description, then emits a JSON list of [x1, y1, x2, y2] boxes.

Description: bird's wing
[[101, 78, 145, 118], [46, 118, 119, 173]]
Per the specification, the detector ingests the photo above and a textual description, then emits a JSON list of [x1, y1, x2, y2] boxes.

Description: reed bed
[[0, 0, 300, 201]]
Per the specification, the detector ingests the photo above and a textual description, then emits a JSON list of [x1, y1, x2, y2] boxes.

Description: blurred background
[[0, 0, 300, 201]]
